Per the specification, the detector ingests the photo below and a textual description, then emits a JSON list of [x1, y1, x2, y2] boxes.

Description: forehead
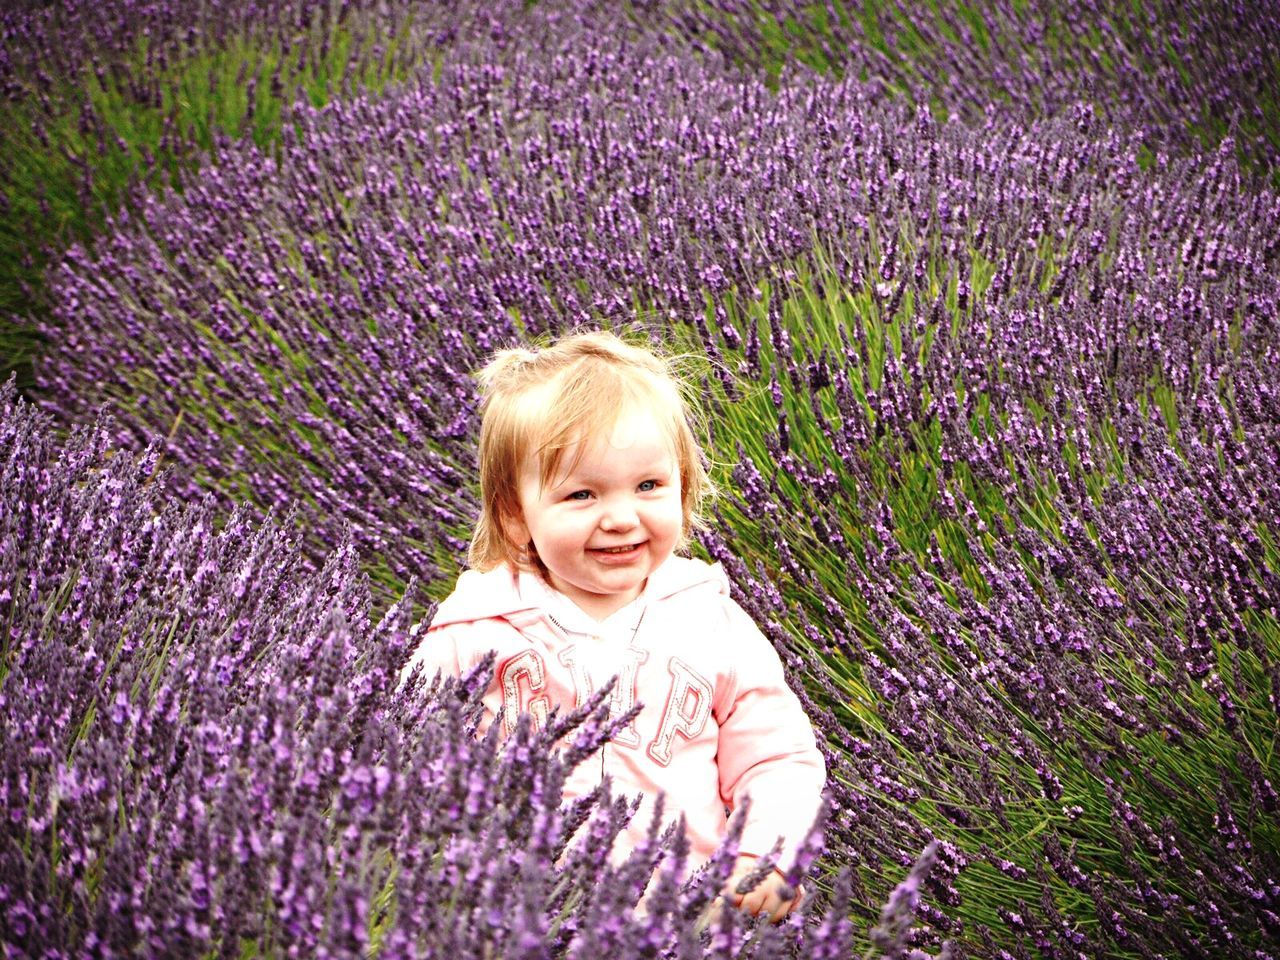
[[596, 409, 672, 451], [524, 408, 678, 487]]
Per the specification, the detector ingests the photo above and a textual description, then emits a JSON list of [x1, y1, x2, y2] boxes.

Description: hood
[[429, 555, 730, 629]]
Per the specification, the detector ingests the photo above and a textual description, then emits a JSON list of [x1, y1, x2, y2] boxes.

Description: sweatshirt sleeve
[[714, 598, 826, 870]]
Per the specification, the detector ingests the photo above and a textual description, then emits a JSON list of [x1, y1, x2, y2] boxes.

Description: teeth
[[597, 544, 636, 553]]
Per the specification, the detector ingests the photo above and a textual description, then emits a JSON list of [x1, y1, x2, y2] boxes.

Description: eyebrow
[[552, 459, 675, 489]]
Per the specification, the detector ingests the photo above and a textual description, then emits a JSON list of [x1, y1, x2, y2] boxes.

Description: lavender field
[[3, 0, 1279, 956]]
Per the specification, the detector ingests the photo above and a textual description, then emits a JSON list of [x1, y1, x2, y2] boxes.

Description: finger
[[740, 889, 768, 918], [768, 901, 790, 924], [763, 883, 800, 923], [759, 890, 784, 920]]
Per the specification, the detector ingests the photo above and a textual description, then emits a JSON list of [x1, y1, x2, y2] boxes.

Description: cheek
[[539, 510, 585, 544], [660, 498, 685, 535]]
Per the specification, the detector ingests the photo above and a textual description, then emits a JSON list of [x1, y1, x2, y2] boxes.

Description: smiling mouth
[[591, 542, 644, 554]]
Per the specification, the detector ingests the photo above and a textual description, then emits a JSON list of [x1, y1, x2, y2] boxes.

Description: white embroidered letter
[[499, 651, 550, 735], [647, 657, 713, 766], [558, 645, 649, 748], [609, 646, 649, 748]]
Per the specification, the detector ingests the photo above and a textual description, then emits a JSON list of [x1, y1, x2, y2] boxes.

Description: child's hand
[[722, 855, 805, 923]]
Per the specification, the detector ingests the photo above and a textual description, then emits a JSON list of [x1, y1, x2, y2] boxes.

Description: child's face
[[509, 410, 683, 621]]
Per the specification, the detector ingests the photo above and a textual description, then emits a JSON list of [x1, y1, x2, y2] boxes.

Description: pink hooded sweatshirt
[[402, 554, 826, 871]]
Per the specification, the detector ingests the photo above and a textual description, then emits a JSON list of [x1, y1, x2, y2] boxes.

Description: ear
[[503, 507, 531, 552]]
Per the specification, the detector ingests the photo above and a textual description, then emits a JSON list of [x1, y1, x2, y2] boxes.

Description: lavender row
[[684, 158, 1279, 950], [661, 0, 1280, 176], [5, 0, 1277, 384], [694, 278, 1278, 955], [3, 379, 957, 957], [0, 0, 530, 385]]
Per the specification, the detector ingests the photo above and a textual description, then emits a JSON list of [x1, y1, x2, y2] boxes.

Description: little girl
[[403, 329, 825, 922]]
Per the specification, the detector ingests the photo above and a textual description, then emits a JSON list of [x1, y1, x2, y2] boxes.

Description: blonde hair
[[468, 328, 716, 575]]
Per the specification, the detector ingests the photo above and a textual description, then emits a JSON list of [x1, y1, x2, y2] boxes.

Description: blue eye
[[567, 490, 592, 501], [638, 480, 659, 492]]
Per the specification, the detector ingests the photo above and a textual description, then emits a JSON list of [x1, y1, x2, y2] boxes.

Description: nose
[[599, 496, 639, 531]]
